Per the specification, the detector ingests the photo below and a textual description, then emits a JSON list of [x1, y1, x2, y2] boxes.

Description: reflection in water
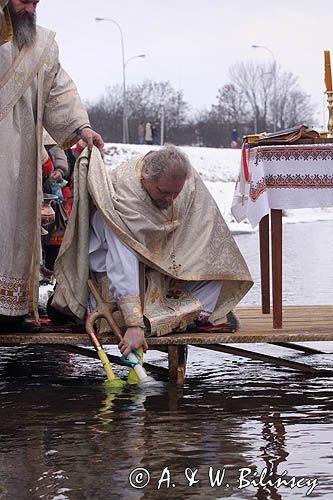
[[256, 413, 288, 500], [0, 344, 332, 499], [0, 222, 333, 499]]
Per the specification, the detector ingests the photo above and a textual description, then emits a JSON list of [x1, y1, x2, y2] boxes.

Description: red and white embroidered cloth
[[231, 144, 333, 228]]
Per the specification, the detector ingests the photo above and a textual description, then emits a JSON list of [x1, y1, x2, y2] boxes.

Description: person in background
[[230, 128, 239, 148], [138, 122, 145, 144], [152, 122, 160, 145], [43, 143, 71, 273], [144, 122, 153, 145]]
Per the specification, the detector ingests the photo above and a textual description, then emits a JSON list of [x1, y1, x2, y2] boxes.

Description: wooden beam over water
[[0, 306, 333, 346], [195, 344, 329, 375]]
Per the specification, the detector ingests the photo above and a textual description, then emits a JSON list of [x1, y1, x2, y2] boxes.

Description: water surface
[[0, 221, 332, 500]]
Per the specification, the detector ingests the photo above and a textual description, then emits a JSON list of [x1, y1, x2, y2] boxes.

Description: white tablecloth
[[231, 144, 333, 227]]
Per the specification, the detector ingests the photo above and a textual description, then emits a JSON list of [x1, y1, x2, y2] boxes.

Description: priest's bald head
[[8, 0, 38, 48], [141, 145, 191, 210]]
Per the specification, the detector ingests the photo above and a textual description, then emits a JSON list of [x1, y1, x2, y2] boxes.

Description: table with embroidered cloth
[[231, 144, 333, 328]]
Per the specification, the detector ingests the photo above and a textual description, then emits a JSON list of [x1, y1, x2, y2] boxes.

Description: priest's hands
[[78, 127, 104, 153], [118, 327, 148, 358]]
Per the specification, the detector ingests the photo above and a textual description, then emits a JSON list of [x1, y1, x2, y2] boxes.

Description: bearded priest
[[0, 1, 104, 331]]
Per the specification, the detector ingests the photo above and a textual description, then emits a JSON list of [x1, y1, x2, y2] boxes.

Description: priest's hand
[[118, 327, 148, 358], [78, 127, 104, 153]]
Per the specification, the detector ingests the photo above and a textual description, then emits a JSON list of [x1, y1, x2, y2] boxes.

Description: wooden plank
[[271, 209, 283, 328], [0, 306, 333, 346], [196, 345, 330, 374], [50, 344, 169, 378], [270, 342, 326, 354], [1, 330, 333, 345], [168, 345, 188, 384], [259, 214, 270, 314]]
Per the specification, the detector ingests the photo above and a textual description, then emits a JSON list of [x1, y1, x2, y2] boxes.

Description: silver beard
[[8, 3, 37, 49]]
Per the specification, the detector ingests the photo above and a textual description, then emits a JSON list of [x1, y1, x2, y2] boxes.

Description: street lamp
[[95, 17, 145, 143], [251, 44, 277, 132], [123, 54, 146, 142]]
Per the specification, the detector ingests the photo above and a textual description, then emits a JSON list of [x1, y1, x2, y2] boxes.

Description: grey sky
[[38, 0, 333, 126]]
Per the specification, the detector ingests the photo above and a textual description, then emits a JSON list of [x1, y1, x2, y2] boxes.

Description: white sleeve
[[104, 221, 140, 300], [89, 210, 107, 272]]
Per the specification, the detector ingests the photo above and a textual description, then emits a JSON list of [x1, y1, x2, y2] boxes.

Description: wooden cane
[[85, 279, 124, 384], [86, 279, 149, 383]]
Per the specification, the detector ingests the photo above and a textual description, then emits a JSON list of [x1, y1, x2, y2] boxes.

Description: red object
[[62, 186, 72, 215], [242, 141, 249, 182], [42, 156, 53, 177], [72, 143, 84, 155]]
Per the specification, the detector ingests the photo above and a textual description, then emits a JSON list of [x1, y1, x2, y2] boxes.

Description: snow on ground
[[103, 143, 333, 232], [104, 143, 240, 183]]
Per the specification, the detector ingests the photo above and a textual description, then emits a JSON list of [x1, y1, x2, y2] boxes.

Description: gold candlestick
[[326, 91, 333, 137], [324, 51, 333, 136]]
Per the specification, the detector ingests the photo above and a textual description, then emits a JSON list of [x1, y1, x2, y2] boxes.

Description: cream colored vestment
[[53, 148, 253, 335], [0, 24, 89, 316]]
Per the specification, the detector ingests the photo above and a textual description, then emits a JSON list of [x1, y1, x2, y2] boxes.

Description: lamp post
[[251, 44, 277, 132], [124, 54, 146, 142], [95, 17, 145, 143]]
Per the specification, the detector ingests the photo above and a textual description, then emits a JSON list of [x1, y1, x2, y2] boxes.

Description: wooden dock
[[1, 306, 333, 384]]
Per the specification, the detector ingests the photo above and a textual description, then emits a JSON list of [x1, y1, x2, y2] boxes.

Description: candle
[[324, 50, 332, 92]]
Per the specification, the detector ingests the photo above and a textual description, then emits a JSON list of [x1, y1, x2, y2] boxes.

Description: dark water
[[1, 221, 333, 500]]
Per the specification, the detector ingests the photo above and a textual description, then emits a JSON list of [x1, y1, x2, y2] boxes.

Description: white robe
[[89, 210, 222, 323]]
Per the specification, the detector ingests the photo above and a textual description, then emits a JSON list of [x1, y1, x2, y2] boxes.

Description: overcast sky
[[38, 0, 333, 126]]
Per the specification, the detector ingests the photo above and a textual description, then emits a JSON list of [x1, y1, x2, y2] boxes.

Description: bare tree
[[86, 64, 316, 146], [211, 84, 249, 125], [85, 84, 123, 142], [127, 79, 189, 141], [86, 80, 189, 143], [228, 61, 315, 133], [275, 71, 315, 129], [229, 61, 268, 132]]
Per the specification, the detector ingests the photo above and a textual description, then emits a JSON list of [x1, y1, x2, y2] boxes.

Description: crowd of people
[[40, 134, 83, 283]]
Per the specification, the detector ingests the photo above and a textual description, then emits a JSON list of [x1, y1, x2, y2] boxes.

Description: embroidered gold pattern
[[144, 270, 201, 336], [117, 296, 145, 327], [150, 287, 159, 303], [0, 275, 29, 313], [167, 200, 182, 276]]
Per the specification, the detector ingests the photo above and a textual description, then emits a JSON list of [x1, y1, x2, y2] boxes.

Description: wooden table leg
[[271, 209, 283, 328], [259, 214, 270, 314], [168, 345, 188, 385]]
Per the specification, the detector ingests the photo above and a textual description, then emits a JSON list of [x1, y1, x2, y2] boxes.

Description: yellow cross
[[150, 287, 159, 304]]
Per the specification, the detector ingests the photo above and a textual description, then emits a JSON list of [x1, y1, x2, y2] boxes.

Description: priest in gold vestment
[[53, 146, 253, 356], [0, 1, 103, 329]]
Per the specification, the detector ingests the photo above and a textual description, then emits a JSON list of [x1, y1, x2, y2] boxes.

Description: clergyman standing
[[0, 0, 104, 331]]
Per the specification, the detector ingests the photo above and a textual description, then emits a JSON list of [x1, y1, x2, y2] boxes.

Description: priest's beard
[[8, 3, 37, 49]]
